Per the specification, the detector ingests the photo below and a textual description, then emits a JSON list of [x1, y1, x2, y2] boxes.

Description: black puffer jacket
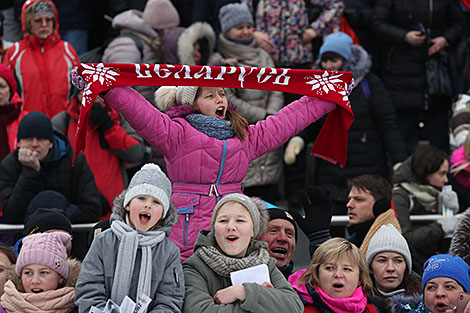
[[0, 132, 101, 224], [301, 44, 407, 201], [372, 0, 465, 111]]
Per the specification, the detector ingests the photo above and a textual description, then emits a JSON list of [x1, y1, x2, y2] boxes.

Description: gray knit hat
[[366, 224, 412, 273], [124, 163, 172, 218], [210, 193, 268, 238], [218, 3, 254, 34]]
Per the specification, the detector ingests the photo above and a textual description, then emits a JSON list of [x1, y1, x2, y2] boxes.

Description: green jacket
[[183, 230, 303, 313]]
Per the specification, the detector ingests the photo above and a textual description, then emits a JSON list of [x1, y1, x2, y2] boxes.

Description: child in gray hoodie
[[75, 163, 184, 313]]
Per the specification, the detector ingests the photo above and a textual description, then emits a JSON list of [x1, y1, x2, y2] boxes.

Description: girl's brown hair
[[299, 237, 374, 299]]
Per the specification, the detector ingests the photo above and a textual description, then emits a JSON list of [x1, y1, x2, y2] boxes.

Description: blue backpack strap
[[360, 78, 371, 103]]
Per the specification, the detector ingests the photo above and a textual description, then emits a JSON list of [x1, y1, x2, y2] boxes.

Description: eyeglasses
[[32, 17, 53, 25]]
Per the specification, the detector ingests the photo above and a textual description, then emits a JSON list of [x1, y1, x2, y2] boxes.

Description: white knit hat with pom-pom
[[154, 86, 199, 111], [123, 163, 172, 217]]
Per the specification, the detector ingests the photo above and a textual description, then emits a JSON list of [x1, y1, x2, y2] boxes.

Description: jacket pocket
[[175, 195, 200, 246]]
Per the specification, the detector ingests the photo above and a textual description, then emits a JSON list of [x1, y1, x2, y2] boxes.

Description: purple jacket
[[105, 87, 335, 260]]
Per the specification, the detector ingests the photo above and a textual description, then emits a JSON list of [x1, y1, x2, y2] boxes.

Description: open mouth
[[435, 302, 448, 312], [31, 288, 43, 293], [333, 283, 344, 289], [139, 212, 151, 224], [215, 106, 225, 118], [226, 235, 239, 242], [271, 247, 287, 257]]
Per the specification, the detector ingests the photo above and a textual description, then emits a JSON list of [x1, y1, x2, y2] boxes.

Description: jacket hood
[[388, 293, 423, 313], [112, 9, 158, 39], [21, 0, 59, 38], [177, 22, 216, 65], [193, 229, 268, 254], [110, 190, 178, 235], [450, 208, 470, 265], [48, 131, 70, 162], [392, 157, 420, 185], [5, 258, 81, 292], [343, 45, 371, 85]]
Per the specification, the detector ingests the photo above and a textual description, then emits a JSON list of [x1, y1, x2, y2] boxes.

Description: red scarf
[[462, 0, 470, 10], [75, 63, 354, 167]]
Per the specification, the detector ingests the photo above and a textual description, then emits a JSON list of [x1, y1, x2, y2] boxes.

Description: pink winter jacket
[[104, 87, 336, 260]]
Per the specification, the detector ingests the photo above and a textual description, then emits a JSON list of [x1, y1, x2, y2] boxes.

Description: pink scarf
[[315, 285, 368, 313], [75, 64, 354, 167]]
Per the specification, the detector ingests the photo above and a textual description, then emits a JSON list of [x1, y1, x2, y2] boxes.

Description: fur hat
[[366, 224, 412, 272], [154, 86, 199, 111], [210, 193, 269, 238], [218, 3, 254, 34], [123, 163, 172, 218], [319, 32, 353, 61], [17, 111, 54, 142], [422, 254, 470, 292], [0, 64, 17, 97], [16, 232, 71, 281], [142, 0, 180, 30]]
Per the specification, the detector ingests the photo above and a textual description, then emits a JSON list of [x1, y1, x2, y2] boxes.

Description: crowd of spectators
[[0, 0, 470, 312]]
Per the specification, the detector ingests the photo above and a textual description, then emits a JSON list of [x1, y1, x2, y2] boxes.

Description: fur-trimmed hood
[[343, 44, 371, 86], [4, 258, 81, 292], [110, 190, 178, 234], [388, 293, 424, 313], [177, 22, 215, 65], [450, 207, 470, 265]]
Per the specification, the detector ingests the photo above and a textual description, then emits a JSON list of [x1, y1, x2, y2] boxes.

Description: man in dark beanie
[[258, 187, 334, 279], [258, 207, 298, 278], [0, 111, 102, 227]]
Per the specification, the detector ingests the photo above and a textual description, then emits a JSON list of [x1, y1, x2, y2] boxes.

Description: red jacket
[[52, 97, 145, 212], [2, 0, 79, 118]]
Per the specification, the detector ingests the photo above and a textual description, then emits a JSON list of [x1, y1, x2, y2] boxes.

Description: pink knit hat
[[142, 0, 180, 30], [16, 232, 71, 281]]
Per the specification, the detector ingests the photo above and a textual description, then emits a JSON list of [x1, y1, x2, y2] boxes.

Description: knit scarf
[[74, 64, 354, 167], [195, 245, 270, 277], [0, 280, 75, 313], [399, 182, 440, 213], [315, 285, 368, 313], [0, 103, 21, 160], [185, 114, 235, 139], [110, 220, 165, 306]]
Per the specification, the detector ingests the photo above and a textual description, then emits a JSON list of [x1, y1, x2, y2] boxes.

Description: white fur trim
[[177, 22, 216, 65]]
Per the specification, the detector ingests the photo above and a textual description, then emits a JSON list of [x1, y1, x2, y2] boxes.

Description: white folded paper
[[230, 264, 271, 286]]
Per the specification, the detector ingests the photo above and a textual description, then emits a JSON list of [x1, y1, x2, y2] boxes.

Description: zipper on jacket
[[214, 140, 228, 201], [183, 214, 190, 246]]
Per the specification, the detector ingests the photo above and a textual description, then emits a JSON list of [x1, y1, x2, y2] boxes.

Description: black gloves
[[288, 187, 332, 246], [90, 102, 114, 149], [90, 102, 114, 132]]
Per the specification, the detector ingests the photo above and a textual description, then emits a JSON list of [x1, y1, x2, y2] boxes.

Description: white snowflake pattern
[[81, 63, 119, 86], [306, 71, 344, 94]]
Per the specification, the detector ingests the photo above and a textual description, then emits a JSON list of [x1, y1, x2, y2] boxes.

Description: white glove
[[284, 136, 305, 165], [440, 190, 460, 214], [437, 214, 462, 235]]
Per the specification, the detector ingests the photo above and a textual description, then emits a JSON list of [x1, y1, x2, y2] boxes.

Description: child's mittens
[[440, 190, 460, 213], [437, 214, 462, 235], [71, 67, 86, 90], [284, 136, 305, 165]]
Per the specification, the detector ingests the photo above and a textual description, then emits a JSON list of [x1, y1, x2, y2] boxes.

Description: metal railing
[[0, 215, 446, 233]]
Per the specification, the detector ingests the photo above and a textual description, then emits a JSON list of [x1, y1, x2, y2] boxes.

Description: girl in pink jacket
[[102, 84, 336, 260]]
